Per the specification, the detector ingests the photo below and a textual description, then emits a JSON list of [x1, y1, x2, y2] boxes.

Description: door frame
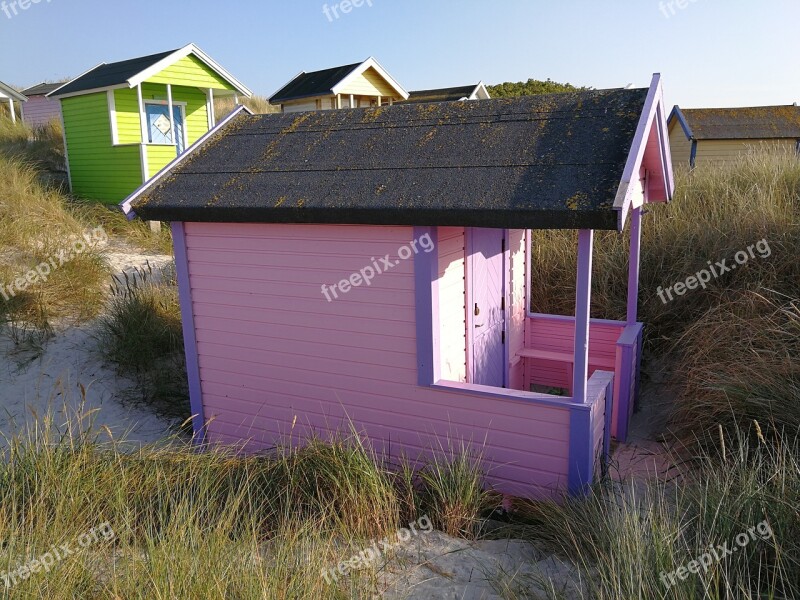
[[465, 227, 510, 388]]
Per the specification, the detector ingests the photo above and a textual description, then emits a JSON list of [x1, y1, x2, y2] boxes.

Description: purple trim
[[503, 229, 510, 388], [626, 206, 642, 324], [603, 375, 613, 460], [614, 322, 643, 442], [414, 226, 439, 386], [668, 105, 694, 140], [119, 105, 253, 219], [432, 381, 581, 410], [614, 73, 663, 230], [568, 408, 592, 495], [171, 222, 206, 442], [572, 230, 594, 404]]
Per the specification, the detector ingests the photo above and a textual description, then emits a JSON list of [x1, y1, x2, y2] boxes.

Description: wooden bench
[[516, 347, 615, 370]]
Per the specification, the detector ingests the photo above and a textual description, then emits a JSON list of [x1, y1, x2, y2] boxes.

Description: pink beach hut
[[121, 74, 673, 498]]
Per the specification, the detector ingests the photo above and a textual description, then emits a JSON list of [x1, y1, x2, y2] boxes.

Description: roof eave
[[0, 81, 28, 103], [121, 105, 254, 219], [127, 43, 253, 97], [613, 73, 673, 230], [668, 105, 694, 140], [331, 57, 410, 100], [132, 205, 620, 231]]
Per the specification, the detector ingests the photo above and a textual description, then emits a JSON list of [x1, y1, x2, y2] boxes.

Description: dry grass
[[514, 430, 800, 599], [214, 94, 279, 120], [0, 405, 492, 598], [0, 154, 108, 337]]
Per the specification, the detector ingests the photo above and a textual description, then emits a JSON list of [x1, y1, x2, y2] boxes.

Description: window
[[144, 102, 187, 153]]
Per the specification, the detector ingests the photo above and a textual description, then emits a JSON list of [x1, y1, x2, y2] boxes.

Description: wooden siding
[[695, 139, 795, 166], [283, 98, 321, 113], [60, 92, 142, 202], [508, 230, 527, 391], [337, 67, 399, 98], [146, 145, 178, 179], [21, 95, 61, 129], [524, 316, 622, 392], [668, 119, 692, 168], [113, 88, 142, 145], [184, 222, 573, 497], [438, 227, 466, 382], [145, 54, 235, 91]]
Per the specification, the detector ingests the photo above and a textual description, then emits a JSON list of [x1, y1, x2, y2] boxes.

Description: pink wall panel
[[184, 222, 572, 498], [21, 96, 62, 129]]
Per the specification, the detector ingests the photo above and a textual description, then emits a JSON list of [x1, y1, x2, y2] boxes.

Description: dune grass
[[214, 94, 280, 120], [0, 405, 492, 599], [0, 154, 108, 343], [95, 264, 187, 420], [511, 429, 800, 599]]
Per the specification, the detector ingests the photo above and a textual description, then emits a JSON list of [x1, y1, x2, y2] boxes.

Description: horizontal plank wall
[[437, 227, 467, 382], [60, 92, 142, 202], [695, 139, 795, 166], [337, 67, 397, 98], [21, 96, 61, 129], [667, 120, 692, 169], [184, 222, 572, 498]]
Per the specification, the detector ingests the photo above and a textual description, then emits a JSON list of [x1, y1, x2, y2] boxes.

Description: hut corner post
[[171, 222, 206, 443], [568, 229, 597, 495]]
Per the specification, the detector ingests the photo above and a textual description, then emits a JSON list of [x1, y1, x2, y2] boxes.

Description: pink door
[[469, 228, 507, 387]]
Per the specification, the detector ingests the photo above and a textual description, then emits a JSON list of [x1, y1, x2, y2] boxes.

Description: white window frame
[[143, 99, 189, 150]]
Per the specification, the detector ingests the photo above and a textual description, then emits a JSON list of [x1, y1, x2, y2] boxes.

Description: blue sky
[[1, 0, 797, 108]]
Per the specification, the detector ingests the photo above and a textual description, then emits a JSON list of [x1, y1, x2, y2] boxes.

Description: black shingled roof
[[130, 88, 649, 230], [675, 106, 800, 140], [22, 82, 66, 96], [269, 63, 362, 103], [403, 85, 481, 104], [49, 49, 177, 97]]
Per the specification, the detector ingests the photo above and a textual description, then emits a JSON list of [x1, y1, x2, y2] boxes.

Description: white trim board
[[48, 44, 252, 100], [332, 57, 409, 100]]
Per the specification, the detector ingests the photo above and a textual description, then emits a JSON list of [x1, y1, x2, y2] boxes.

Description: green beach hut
[[48, 44, 251, 203]]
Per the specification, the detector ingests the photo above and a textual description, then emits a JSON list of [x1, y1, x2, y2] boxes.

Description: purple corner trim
[[171, 222, 206, 442], [414, 226, 439, 386]]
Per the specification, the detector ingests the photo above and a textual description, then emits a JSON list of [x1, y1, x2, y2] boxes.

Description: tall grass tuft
[[417, 440, 494, 538], [0, 402, 489, 597], [0, 154, 108, 339], [214, 94, 280, 120], [516, 430, 800, 599], [95, 263, 188, 419]]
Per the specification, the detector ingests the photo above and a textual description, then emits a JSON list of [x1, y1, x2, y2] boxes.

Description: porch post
[[207, 89, 216, 127], [626, 205, 643, 324], [8, 98, 15, 123], [572, 229, 594, 404], [166, 84, 175, 147]]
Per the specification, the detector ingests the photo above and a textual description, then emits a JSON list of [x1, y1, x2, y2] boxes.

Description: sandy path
[[0, 238, 178, 447]]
